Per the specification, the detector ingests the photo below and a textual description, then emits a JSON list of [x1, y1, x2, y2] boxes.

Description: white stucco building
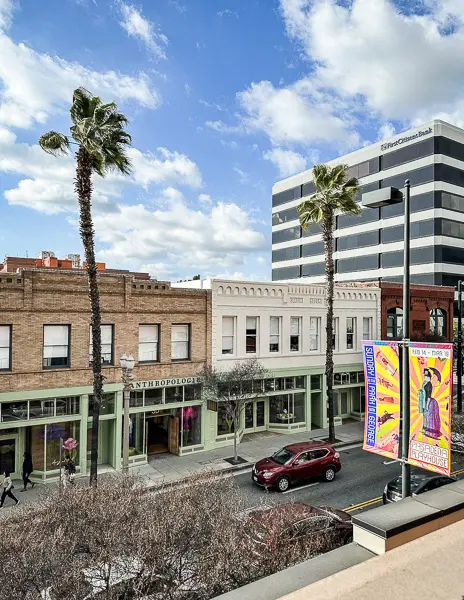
[[174, 279, 380, 443]]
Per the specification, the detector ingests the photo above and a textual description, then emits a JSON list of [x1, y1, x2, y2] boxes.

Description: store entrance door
[[0, 433, 19, 478], [146, 412, 180, 456], [244, 400, 266, 433], [333, 391, 350, 419]]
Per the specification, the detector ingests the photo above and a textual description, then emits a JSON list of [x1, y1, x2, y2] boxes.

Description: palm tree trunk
[[323, 214, 336, 443], [75, 147, 103, 487]]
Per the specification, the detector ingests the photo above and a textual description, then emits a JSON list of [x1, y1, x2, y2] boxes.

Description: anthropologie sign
[[362, 340, 401, 460], [408, 343, 452, 476], [132, 376, 202, 390]]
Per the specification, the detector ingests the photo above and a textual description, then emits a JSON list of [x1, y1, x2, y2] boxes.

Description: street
[[234, 444, 464, 514]]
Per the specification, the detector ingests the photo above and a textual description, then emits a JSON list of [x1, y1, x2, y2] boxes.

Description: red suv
[[252, 442, 341, 492]]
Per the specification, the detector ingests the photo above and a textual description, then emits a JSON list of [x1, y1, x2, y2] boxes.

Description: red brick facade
[[380, 282, 455, 341]]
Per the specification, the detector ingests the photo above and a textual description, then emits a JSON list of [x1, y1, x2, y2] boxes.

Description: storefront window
[[269, 395, 289, 423], [29, 399, 54, 419], [292, 393, 305, 422], [285, 377, 295, 390], [181, 406, 201, 447], [130, 391, 144, 408], [145, 389, 163, 406], [350, 372, 358, 384], [265, 379, 277, 392], [45, 422, 80, 471], [310, 375, 322, 390], [129, 413, 145, 455], [1, 402, 28, 422], [352, 387, 361, 413], [253, 379, 263, 393], [217, 404, 234, 435], [89, 393, 115, 416], [185, 384, 201, 402], [295, 376, 305, 389], [165, 386, 183, 404], [242, 380, 253, 395]]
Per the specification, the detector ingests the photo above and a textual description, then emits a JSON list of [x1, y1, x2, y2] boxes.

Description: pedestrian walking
[[20, 452, 35, 492], [62, 456, 76, 490], [0, 470, 19, 508]]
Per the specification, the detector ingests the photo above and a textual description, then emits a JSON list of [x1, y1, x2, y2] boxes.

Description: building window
[[222, 317, 235, 355], [269, 393, 305, 424], [290, 317, 301, 352], [0, 325, 11, 371], [246, 317, 258, 354], [43, 325, 70, 369], [309, 317, 320, 351], [269, 317, 280, 353], [172, 324, 190, 361], [138, 325, 159, 363], [386, 308, 403, 338], [218, 403, 235, 435], [430, 309, 446, 337], [362, 317, 372, 341], [332, 318, 339, 351], [89, 325, 114, 365], [346, 318, 356, 350]]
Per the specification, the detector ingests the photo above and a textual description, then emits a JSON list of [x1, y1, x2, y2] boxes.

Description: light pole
[[362, 181, 411, 498], [120, 353, 135, 474]]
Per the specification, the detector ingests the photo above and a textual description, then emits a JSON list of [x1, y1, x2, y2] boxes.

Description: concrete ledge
[[213, 543, 374, 600], [353, 480, 464, 554]]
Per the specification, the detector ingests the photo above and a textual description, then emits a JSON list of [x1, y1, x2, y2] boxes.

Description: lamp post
[[120, 353, 135, 474], [362, 181, 411, 498]]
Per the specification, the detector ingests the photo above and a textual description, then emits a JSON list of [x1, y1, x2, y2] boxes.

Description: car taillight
[[334, 452, 340, 459]]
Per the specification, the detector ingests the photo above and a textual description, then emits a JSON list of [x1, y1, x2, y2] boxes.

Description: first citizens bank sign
[[381, 127, 432, 152], [132, 376, 202, 389]]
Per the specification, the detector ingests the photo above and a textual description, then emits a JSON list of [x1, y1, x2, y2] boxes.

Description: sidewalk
[[2, 421, 364, 512]]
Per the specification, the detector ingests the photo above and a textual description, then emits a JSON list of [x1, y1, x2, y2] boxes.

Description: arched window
[[386, 307, 403, 338], [430, 308, 446, 337]]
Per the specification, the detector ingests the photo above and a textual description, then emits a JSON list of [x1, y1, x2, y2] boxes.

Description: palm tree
[[298, 164, 360, 443], [39, 88, 132, 487]]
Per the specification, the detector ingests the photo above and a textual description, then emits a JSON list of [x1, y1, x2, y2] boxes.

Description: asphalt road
[[234, 444, 464, 514]]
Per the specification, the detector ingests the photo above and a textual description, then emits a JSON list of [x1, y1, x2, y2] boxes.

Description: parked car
[[383, 473, 456, 504], [242, 502, 353, 562], [252, 441, 341, 492]]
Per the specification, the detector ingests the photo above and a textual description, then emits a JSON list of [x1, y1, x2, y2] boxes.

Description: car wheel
[[276, 476, 290, 492], [324, 467, 336, 482]]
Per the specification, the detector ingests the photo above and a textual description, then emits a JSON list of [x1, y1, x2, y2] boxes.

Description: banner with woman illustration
[[362, 341, 401, 459], [409, 343, 453, 476]]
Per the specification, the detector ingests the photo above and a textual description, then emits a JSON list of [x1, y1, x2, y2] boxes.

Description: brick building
[[0, 269, 211, 481], [378, 282, 455, 340]]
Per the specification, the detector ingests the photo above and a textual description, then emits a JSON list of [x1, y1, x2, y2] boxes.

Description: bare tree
[[200, 358, 269, 463]]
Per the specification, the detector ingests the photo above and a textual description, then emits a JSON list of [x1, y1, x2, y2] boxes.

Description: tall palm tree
[[39, 87, 132, 487], [298, 164, 360, 443]]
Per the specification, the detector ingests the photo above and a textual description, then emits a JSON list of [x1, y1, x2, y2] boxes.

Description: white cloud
[[205, 120, 243, 134], [94, 195, 267, 279], [263, 147, 307, 177], [0, 0, 15, 29], [184, 83, 192, 96], [377, 122, 396, 141], [199, 99, 227, 112], [237, 80, 359, 147], [118, 2, 168, 60], [233, 166, 249, 184], [128, 147, 202, 188], [198, 193, 212, 205], [0, 29, 159, 129], [220, 139, 239, 150], [217, 9, 238, 18], [279, 0, 464, 124]]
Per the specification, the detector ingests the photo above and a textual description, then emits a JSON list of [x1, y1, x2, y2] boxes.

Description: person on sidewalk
[[0, 471, 19, 508], [20, 452, 35, 492]]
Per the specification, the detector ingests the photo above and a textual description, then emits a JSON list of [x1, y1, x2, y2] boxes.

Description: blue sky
[[1, 0, 464, 281]]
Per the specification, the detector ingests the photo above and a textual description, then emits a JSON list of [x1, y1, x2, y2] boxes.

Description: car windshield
[[271, 448, 296, 465]]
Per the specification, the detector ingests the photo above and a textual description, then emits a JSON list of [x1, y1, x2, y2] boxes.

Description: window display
[[181, 406, 201, 447]]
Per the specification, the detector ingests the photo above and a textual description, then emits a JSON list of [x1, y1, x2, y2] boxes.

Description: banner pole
[[401, 179, 411, 499]]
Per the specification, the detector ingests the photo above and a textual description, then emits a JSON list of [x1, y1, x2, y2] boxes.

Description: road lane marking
[[282, 482, 320, 495]]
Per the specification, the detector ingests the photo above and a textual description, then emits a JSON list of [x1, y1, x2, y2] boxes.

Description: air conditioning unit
[[36, 250, 56, 259]]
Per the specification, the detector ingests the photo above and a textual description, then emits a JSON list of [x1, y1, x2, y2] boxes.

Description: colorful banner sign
[[362, 341, 401, 459], [408, 343, 453, 476]]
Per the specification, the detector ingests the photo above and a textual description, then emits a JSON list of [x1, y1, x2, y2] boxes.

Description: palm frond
[[38, 131, 70, 157], [70, 88, 100, 123], [297, 198, 324, 229]]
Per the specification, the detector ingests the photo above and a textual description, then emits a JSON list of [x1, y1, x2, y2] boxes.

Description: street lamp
[[120, 353, 135, 474], [362, 180, 411, 499]]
